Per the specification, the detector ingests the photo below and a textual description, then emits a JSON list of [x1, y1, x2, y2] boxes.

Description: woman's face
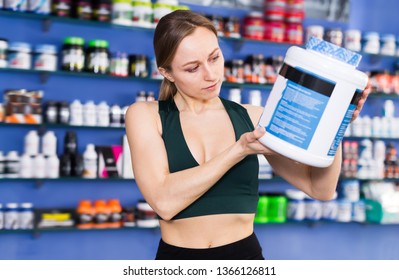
[[165, 27, 225, 101]]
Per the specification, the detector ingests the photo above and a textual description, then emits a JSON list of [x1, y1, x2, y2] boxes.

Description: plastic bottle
[[0, 151, 5, 178], [18, 202, 34, 230], [76, 200, 95, 229], [83, 100, 97, 126], [248, 90, 262, 106], [228, 88, 241, 104], [24, 130, 39, 156], [33, 154, 46, 178], [285, 189, 306, 221], [96, 101, 110, 127], [107, 199, 122, 228], [83, 144, 98, 178], [0, 203, 3, 230], [4, 203, 19, 230], [46, 154, 60, 178], [19, 153, 33, 178], [109, 104, 122, 127], [64, 131, 77, 155], [69, 99, 83, 126], [93, 200, 110, 228], [42, 131, 57, 157], [5, 151, 20, 178], [258, 36, 368, 167]]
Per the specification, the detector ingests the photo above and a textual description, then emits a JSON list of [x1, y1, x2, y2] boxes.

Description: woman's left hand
[[350, 82, 371, 123]]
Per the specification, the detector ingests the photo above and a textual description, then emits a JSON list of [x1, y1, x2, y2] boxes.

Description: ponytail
[[158, 78, 177, 101]]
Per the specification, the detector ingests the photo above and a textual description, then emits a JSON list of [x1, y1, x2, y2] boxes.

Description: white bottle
[[24, 130, 39, 156], [248, 90, 262, 106], [4, 203, 19, 230], [83, 100, 97, 126], [96, 101, 110, 127], [18, 202, 34, 230], [228, 88, 241, 104], [83, 144, 98, 178], [69, 99, 83, 126], [33, 154, 46, 178], [45, 154, 60, 178], [42, 131, 57, 157], [0, 203, 3, 230], [19, 153, 33, 178], [5, 151, 20, 178], [109, 104, 122, 127]]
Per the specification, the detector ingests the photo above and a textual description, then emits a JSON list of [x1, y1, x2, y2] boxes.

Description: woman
[[125, 10, 369, 260]]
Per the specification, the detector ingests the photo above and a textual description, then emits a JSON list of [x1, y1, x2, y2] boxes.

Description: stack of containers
[[263, 0, 304, 44]]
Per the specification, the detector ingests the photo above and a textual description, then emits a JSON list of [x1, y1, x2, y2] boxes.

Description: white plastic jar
[[132, 0, 153, 28], [7, 42, 32, 69], [380, 34, 396, 56], [153, 0, 177, 27], [362, 32, 380, 54], [258, 36, 368, 167], [33, 44, 57, 71], [112, 0, 133, 26], [344, 29, 362, 52]]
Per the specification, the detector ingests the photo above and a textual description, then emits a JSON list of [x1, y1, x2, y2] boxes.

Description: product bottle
[[109, 104, 122, 127], [107, 199, 122, 228], [64, 131, 78, 155], [0, 151, 5, 178], [83, 100, 97, 126], [96, 101, 110, 127], [83, 144, 98, 178], [19, 153, 33, 178], [33, 154, 46, 178], [69, 99, 83, 126], [42, 131, 57, 157], [45, 154, 60, 178], [4, 203, 19, 230], [248, 90, 262, 106], [72, 154, 84, 177], [93, 200, 110, 228], [5, 151, 20, 178], [0, 203, 3, 230], [24, 130, 39, 156], [58, 101, 70, 124], [76, 200, 95, 229], [18, 202, 34, 230], [59, 153, 72, 177]]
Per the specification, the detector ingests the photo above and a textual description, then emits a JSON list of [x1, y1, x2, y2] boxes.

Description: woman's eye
[[187, 66, 199, 73], [211, 55, 220, 62]]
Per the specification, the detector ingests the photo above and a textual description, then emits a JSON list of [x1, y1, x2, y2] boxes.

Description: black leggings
[[155, 232, 264, 260]]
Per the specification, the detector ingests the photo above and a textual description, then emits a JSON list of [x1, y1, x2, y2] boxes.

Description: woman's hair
[[153, 10, 218, 100]]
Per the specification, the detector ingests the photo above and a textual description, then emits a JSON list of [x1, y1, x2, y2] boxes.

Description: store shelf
[[0, 121, 126, 131], [368, 92, 399, 99]]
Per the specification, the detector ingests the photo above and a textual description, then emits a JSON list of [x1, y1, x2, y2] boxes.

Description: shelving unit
[[1, 2, 399, 260]]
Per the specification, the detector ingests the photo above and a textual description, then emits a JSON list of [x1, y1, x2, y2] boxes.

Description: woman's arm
[[125, 102, 270, 220]]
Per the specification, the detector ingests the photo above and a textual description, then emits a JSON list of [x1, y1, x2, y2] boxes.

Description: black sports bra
[[158, 97, 259, 220]]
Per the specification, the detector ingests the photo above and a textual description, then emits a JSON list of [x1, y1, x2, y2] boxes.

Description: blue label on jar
[[266, 63, 335, 150]]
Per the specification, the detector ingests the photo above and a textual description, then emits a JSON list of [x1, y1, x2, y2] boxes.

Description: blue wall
[[1, 0, 399, 260]]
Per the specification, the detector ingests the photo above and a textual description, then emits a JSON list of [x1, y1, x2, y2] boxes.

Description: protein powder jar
[[33, 44, 58, 71], [85, 39, 110, 74], [61, 37, 85, 72], [7, 42, 32, 70]]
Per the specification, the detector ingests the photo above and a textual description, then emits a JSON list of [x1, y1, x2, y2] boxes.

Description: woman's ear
[[158, 67, 174, 83]]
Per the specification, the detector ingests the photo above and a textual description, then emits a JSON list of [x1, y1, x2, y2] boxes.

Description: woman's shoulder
[[125, 101, 160, 122]]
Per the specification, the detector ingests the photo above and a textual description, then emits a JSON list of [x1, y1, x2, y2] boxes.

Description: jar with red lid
[[264, 19, 285, 42], [284, 21, 303, 44], [243, 11, 266, 40]]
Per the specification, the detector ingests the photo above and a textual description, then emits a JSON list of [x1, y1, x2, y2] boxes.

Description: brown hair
[[153, 10, 218, 100]]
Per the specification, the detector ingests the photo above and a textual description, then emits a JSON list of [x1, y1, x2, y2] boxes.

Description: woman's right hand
[[236, 126, 274, 157]]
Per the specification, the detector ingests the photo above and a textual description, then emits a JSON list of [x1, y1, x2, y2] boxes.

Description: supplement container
[[243, 11, 266, 40], [131, 0, 153, 28], [153, 0, 177, 26], [28, 0, 51, 14], [4, 203, 19, 230], [61, 37, 85, 72], [86, 39, 110, 74], [7, 42, 32, 70], [362, 32, 380, 54], [344, 29, 362, 52], [258, 36, 368, 167], [285, 189, 306, 221], [380, 34, 396, 56], [19, 202, 34, 229], [0, 38, 8, 68], [33, 44, 58, 71], [112, 0, 133, 26]]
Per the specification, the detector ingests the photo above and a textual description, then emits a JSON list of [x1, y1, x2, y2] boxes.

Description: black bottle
[[59, 153, 72, 177], [64, 131, 78, 155]]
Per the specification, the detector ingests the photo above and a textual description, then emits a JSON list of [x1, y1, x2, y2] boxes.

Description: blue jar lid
[[9, 42, 31, 52], [35, 44, 57, 54], [305, 36, 362, 67]]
